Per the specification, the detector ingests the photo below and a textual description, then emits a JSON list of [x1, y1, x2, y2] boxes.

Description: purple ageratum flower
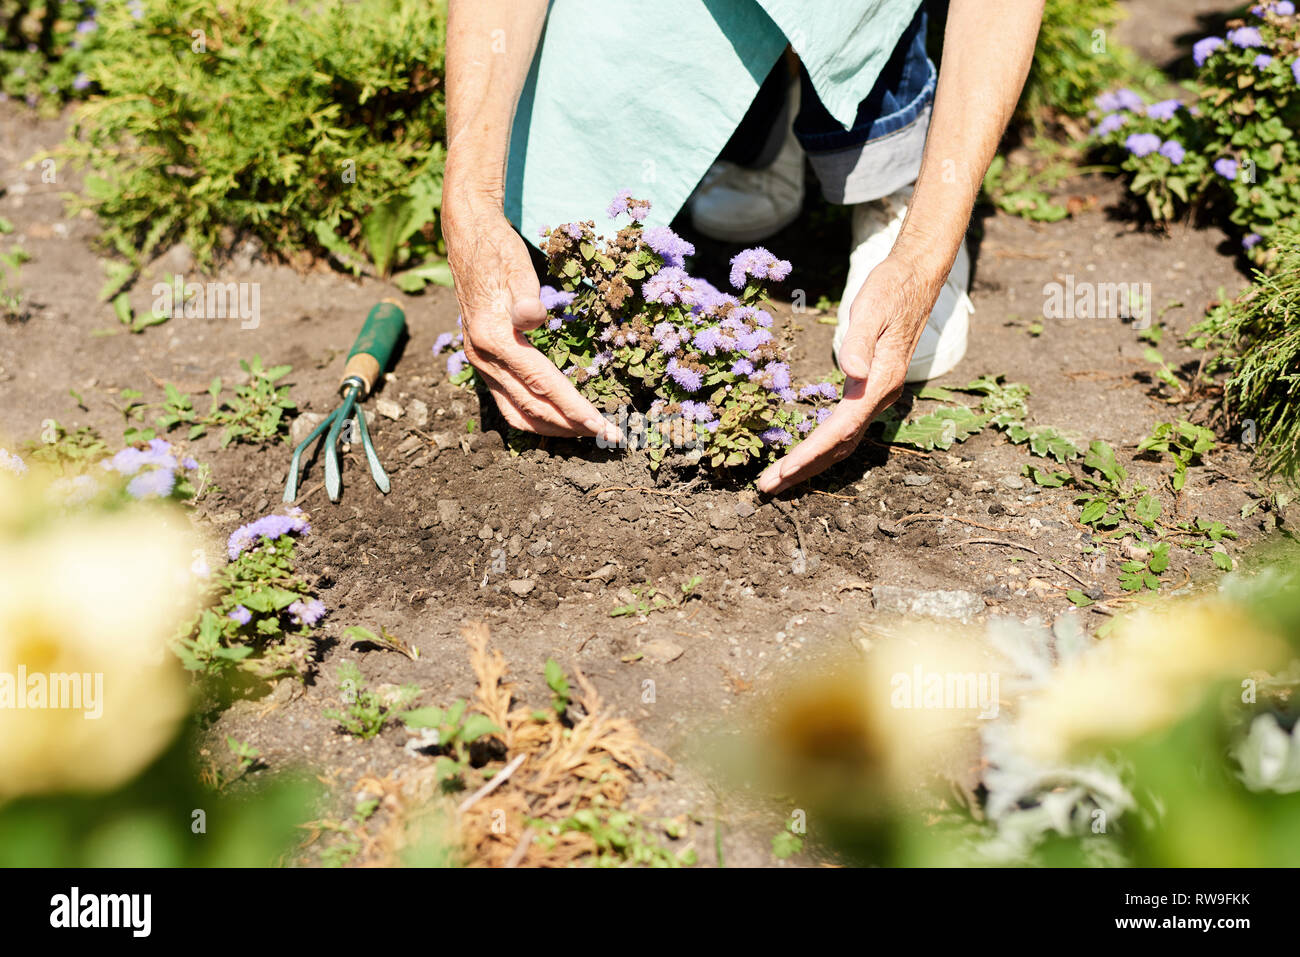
[[1214, 157, 1238, 180], [1193, 36, 1223, 66], [815, 407, 833, 425], [759, 427, 792, 447], [432, 331, 456, 355], [764, 362, 792, 391], [546, 317, 562, 331], [1145, 99, 1181, 121], [1094, 91, 1122, 112], [288, 598, 326, 627], [227, 511, 311, 561], [642, 266, 689, 305], [1114, 88, 1144, 111], [665, 358, 703, 393], [126, 467, 176, 500], [1255, 54, 1274, 68], [678, 400, 715, 423], [643, 226, 695, 268], [1292, 59, 1300, 85], [0, 448, 26, 475], [1125, 133, 1162, 157], [681, 277, 733, 314], [129, 0, 144, 18], [606, 189, 651, 221], [1093, 113, 1127, 136], [752, 310, 773, 328], [1243, 233, 1263, 249], [563, 222, 583, 240], [728, 247, 792, 289], [75, 20, 97, 33], [182, 456, 198, 471], [799, 382, 840, 401], [730, 358, 755, 376], [1278, 1, 1296, 14], [796, 419, 814, 435], [692, 326, 724, 355], [539, 285, 576, 311], [447, 349, 468, 375], [1159, 139, 1186, 165], [1228, 26, 1264, 48], [735, 327, 774, 353], [72, 73, 90, 91], [228, 605, 252, 626]]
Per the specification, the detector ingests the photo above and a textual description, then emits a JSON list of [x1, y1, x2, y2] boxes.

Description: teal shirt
[[505, 0, 922, 242]]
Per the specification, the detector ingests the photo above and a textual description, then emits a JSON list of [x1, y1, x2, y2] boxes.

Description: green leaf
[[1066, 589, 1094, 607]]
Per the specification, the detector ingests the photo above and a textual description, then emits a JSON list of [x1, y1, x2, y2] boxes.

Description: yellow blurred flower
[[1014, 598, 1290, 763], [0, 471, 199, 798]]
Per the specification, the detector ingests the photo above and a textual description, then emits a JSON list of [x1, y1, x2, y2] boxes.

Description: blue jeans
[[720, 5, 936, 204]]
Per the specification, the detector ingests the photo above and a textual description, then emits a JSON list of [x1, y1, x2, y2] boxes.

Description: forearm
[[891, 0, 1044, 281], [444, 0, 548, 211]]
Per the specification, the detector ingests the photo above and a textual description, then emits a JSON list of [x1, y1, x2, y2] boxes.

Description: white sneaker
[[689, 84, 805, 243], [831, 185, 973, 383]]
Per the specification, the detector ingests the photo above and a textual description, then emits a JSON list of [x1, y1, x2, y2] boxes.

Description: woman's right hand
[[442, 196, 623, 443]]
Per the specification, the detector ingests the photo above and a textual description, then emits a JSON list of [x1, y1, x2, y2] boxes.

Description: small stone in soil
[[508, 579, 536, 597], [902, 472, 933, 487], [872, 585, 984, 621]]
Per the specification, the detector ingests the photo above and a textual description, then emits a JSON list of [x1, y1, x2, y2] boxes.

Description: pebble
[[375, 398, 403, 420], [508, 579, 536, 597], [1000, 475, 1026, 490], [734, 499, 756, 519], [872, 585, 985, 621], [436, 499, 461, 526], [408, 398, 429, 427], [641, 638, 684, 663], [903, 472, 933, 487]]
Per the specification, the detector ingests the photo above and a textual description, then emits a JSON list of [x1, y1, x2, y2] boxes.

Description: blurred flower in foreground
[[0, 470, 199, 799], [1012, 597, 1289, 763]]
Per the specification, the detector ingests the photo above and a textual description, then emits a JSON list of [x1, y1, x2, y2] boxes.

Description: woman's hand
[[756, 255, 940, 495], [442, 197, 623, 442]]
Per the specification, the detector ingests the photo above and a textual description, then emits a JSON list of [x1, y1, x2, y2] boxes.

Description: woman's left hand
[[756, 253, 942, 495]]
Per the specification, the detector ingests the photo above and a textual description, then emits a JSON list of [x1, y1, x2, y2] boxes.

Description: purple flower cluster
[[1214, 157, 1238, 180], [1227, 26, 1265, 48], [607, 189, 651, 222], [228, 605, 252, 626], [643, 226, 695, 268], [1093, 113, 1127, 137], [288, 598, 326, 627], [1158, 140, 1186, 165], [0, 448, 26, 476], [1193, 36, 1223, 66], [103, 438, 197, 500], [728, 247, 792, 289], [1125, 133, 1162, 158], [1145, 99, 1181, 121], [227, 509, 310, 561], [432, 328, 469, 375], [798, 382, 840, 401]]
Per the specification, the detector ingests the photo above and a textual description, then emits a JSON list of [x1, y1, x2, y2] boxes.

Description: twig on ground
[[942, 538, 1040, 555], [457, 753, 527, 815], [898, 512, 1016, 534]]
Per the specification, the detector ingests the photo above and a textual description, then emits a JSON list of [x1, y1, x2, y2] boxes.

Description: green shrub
[[0, 0, 106, 113], [1089, 3, 1300, 265], [1191, 227, 1300, 485], [1018, 0, 1157, 126], [57, 0, 449, 286]]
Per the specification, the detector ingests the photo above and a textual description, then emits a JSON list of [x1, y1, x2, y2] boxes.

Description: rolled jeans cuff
[[805, 101, 932, 205]]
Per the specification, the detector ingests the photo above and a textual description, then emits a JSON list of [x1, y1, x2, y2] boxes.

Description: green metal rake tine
[[283, 406, 341, 503], [324, 385, 359, 503], [352, 398, 391, 494]]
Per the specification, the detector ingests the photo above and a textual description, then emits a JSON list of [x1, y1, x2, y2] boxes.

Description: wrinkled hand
[[443, 200, 623, 443], [756, 255, 943, 495]]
